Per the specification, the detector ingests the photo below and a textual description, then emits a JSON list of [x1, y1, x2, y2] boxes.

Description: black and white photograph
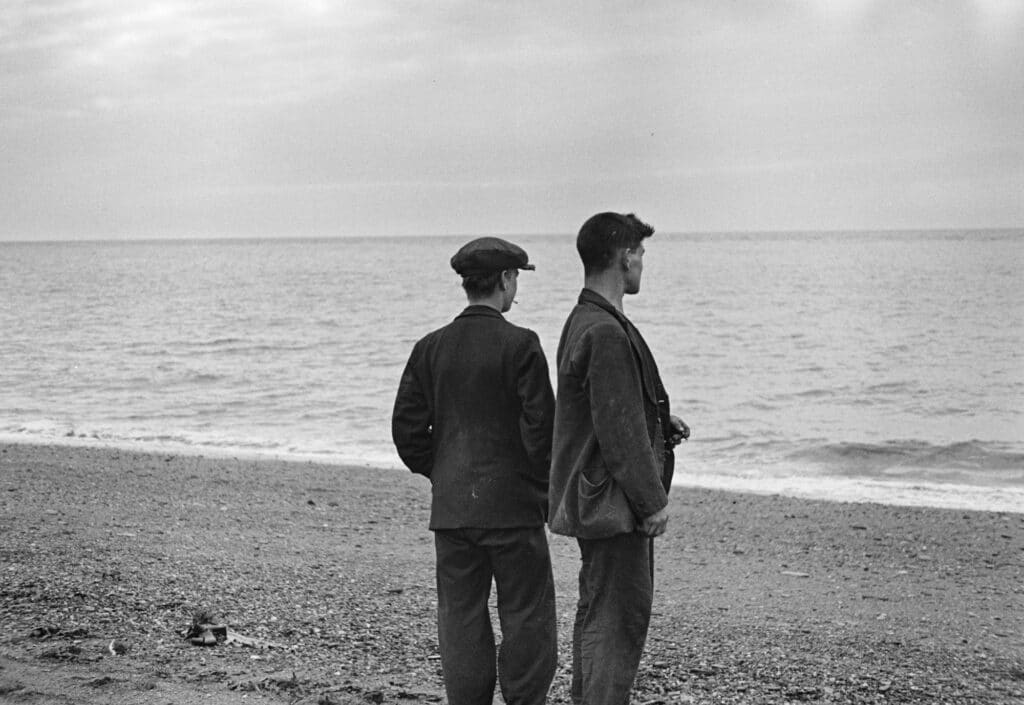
[[1, 2, 1021, 703]]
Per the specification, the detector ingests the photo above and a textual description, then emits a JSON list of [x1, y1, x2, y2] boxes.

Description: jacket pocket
[[579, 465, 609, 497], [577, 465, 635, 536]]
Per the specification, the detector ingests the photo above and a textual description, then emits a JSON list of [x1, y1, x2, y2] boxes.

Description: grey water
[[2, 230, 1021, 512]]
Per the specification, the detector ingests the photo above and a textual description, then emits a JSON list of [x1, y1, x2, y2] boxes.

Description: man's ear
[[620, 249, 631, 271], [497, 270, 509, 291]]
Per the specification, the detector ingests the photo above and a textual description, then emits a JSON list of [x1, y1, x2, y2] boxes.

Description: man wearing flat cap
[[392, 237, 557, 705]]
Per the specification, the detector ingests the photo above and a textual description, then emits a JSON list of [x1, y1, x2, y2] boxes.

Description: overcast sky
[[1, 1, 1021, 240]]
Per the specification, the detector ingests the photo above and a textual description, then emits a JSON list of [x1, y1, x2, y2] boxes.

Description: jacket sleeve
[[391, 348, 434, 478], [515, 331, 555, 481], [581, 325, 668, 518]]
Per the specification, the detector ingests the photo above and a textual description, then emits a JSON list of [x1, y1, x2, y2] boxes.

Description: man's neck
[[467, 294, 504, 312], [583, 274, 626, 312]]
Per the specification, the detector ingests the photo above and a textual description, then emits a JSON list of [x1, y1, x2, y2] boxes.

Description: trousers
[[434, 526, 557, 705], [572, 532, 653, 705]]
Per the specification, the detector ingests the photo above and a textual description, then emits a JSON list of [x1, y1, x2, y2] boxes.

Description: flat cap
[[450, 237, 535, 276]]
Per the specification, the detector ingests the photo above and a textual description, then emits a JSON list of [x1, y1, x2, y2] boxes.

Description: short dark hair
[[461, 270, 503, 298], [576, 212, 654, 274]]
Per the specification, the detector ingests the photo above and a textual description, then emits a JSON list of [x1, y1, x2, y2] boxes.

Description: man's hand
[[639, 507, 668, 537], [667, 415, 690, 447]]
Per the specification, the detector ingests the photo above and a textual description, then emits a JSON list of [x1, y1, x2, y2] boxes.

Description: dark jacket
[[548, 289, 673, 538], [392, 305, 555, 530]]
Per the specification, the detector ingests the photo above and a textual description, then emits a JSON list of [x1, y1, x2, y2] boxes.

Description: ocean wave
[[1, 419, 74, 436], [862, 381, 917, 395], [680, 472, 1024, 515], [187, 337, 247, 347], [788, 440, 1024, 474], [3, 423, 1022, 513], [190, 373, 226, 383], [741, 400, 779, 411], [182, 342, 317, 356], [0, 423, 288, 456], [791, 388, 834, 399], [0, 427, 399, 472]]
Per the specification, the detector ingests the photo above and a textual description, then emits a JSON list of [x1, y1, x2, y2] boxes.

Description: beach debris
[[184, 609, 225, 646], [785, 686, 823, 701], [186, 608, 229, 645], [186, 623, 222, 646], [395, 686, 444, 702], [40, 644, 87, 661], [107, 639, 129, 655], [28, 625, 89, 640], [225, 629, 286, 649], [28, 625, 62, 639], [228, 671, 301, 693], [183, 610, 286, 649], [781, 570, 810, 578]]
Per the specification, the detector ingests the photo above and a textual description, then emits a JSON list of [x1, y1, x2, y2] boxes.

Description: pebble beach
[[1, 443, 1022, 704]]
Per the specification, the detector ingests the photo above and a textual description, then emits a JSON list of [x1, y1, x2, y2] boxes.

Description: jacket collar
[[456, 304, 505, 320], [577, 288, 663, 408], [578, 288, 627, 323]]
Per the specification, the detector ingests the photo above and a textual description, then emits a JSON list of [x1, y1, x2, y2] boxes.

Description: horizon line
[[2, 226, 1022, 245]]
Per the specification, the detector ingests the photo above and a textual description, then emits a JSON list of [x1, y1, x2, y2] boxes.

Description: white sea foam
[[679, 472, 1024, 515]]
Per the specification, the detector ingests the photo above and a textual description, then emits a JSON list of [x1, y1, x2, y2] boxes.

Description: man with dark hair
[[392, 237, 557, 705], [549, 212, 689, 704]]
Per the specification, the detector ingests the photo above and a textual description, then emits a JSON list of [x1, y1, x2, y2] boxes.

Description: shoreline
[[2, 442, 1022, 704], [2, 435, 1022, 516]]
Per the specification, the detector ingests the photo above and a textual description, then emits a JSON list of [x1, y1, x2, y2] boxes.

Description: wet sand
[[1, 443, 1022, 704]]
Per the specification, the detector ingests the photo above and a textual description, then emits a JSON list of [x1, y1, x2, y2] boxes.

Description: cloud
[[1, 1, 411, 118], [0, 1, 1021, 238]]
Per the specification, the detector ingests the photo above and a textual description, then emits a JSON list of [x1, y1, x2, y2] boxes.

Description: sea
[[1, 230, 1022, 514]]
